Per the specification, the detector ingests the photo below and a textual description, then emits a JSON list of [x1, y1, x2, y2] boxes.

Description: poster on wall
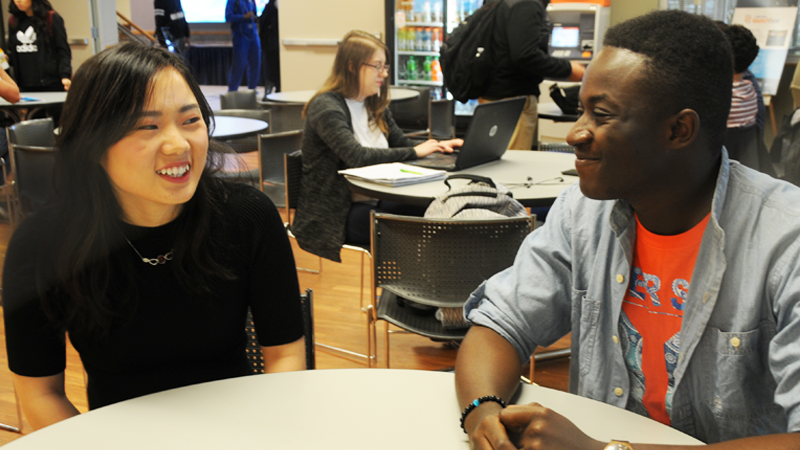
[[182, 0, 270, 23], [732, 6, 798, 95]]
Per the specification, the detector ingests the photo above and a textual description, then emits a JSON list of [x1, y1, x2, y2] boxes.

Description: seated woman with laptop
[[292, 30, 462, 261], [3, 42, 306, 430]]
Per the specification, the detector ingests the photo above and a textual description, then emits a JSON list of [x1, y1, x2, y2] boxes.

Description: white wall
[[279, 0, 385, 91]]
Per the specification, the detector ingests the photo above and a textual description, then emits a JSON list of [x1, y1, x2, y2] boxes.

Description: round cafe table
[[265, 86, 420, 103], [0, 91, 68, 123], [347, 151, 578, 208], [210, 116, 269, 140], [3, 369, 702, 449]]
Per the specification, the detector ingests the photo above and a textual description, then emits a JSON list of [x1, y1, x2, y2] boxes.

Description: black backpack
[[439, 1, 502, 103]]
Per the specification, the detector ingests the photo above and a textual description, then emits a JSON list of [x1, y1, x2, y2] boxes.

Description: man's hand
[[61, 78, 71, 91], [244, 11, 255, 19], [467, 402, 517, 450], [567, 61, 586, 82], [499, 403, 604, 450]]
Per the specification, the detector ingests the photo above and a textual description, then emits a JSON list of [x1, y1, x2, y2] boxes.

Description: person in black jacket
[[7, 0, 71, 92], [481, 0, 582, 150], [258, 0, 280, 98], [154, 0, 190, 58]]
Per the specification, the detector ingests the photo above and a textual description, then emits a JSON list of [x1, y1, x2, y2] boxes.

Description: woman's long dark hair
[[42, 42, 235, 338], [9, 0, 55, 48]]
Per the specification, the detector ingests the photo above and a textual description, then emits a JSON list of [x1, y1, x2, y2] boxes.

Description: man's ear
[[668, 109, 699, 149]]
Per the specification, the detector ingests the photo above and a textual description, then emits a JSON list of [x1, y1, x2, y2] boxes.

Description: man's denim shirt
[[465, 151, 800, 443]]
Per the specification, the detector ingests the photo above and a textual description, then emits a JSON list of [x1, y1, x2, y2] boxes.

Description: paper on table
[[339, 162, 447, 187]]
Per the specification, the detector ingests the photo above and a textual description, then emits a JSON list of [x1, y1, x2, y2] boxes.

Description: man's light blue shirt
[[465, 151, 800, 443]]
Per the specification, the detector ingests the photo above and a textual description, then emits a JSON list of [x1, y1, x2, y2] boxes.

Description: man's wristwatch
[[604, 440, 634, 450]]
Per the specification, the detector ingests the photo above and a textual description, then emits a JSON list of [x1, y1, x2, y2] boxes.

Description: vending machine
[[385, 0, 484, 99], [546, 0, 611, 62]]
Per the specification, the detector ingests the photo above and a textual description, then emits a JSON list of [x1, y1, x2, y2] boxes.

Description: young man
[[455, 10, 800, 450]]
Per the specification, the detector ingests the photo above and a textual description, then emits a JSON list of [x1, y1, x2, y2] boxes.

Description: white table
[[4, 369, 702, 449], [210, 116, 269, 140], [538, 102, 579, 122], [265, 87, 420, 103], [347, 151, 578, 208], [0, 92, 68, 122]]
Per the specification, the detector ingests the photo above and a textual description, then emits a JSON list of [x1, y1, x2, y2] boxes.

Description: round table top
[[347, 151, 579, 208], [0, 91, 68, 108], [265, 87, 420, 103], [211, 116, 269, 140], [4, 369, 702, 449]]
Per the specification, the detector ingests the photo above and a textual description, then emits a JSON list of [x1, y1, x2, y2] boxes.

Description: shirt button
[[616, 274, 624, 283], [731, 337, 741, 348], [614, 387, 623, 396], [612, 335, 619, 344]]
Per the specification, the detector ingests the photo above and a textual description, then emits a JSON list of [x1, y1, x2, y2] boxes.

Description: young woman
[[7, 0, 71, 91], [292, 30, 463, 262], [3, 42, 305, 430]]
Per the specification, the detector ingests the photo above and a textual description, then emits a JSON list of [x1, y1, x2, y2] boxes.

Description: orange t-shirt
[[620, 213, 710, 425]]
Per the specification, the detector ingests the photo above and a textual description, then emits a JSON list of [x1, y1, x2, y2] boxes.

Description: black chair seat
[[376, 290, 467, 341]]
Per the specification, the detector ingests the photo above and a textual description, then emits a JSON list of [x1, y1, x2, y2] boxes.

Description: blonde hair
[[304, 30, 391, 134]]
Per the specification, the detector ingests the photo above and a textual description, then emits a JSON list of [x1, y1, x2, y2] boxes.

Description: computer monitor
[[551, 26, 580, 48]]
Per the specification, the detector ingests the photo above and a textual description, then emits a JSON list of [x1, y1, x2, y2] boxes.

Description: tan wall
[[610, 0, 659, 26], [280, 0, 385, 91]]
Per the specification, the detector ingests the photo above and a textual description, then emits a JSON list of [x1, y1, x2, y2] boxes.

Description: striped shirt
[[727, 79, 758, 128]]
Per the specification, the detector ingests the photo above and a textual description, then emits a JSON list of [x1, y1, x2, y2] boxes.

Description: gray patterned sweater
[[292, 91, 418, 262]]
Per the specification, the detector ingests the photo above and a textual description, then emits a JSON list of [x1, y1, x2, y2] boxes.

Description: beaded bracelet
[[459, 395, 507, 433]]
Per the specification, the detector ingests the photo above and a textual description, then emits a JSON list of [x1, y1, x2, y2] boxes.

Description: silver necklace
[[123, 237, 173, 266]]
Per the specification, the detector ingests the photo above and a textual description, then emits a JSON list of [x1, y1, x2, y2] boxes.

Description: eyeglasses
[[363, 62, 391, 73]]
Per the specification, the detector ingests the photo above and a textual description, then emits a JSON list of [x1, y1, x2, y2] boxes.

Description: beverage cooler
[[385, 0, 484, 104]]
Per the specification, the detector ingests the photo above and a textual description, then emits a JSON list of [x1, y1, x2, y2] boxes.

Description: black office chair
[[388, 86, 431, 136], [7, 119, 57, 229], [258, 130, 303, 207], [369, 212, 534, 368], [724, 124, 776, 176], [246, 289, 315, 372]]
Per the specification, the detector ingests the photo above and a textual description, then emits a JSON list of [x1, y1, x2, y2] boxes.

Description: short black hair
[[604, 10, 732, 152], [719, 23, 760, 73]]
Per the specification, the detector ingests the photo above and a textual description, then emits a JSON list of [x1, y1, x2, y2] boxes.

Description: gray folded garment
[[435, 307, 470, 329]]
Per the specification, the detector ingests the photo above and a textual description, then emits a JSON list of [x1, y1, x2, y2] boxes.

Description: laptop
[[410, 96, 526, 171]]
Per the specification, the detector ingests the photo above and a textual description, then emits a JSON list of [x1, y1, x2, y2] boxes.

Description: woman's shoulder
[[308, 91, 345, 112], [213, 179, 279, 223], [6, 207, 58, 267]]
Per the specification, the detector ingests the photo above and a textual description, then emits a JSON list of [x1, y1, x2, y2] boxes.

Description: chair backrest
[[284, 150, 303, 215], [220, 89, 259, 110], [260, 102, 305, 133], [724, 124, 776, 176], [7, 118, 55, 147], [388, 86, 431, 132], [245, 288, 315, 373], [371, 212, 533, 308], [9, 144, 56, 216], [429, 99, 455, 140], [213, 109, 271, 153], [258, 130, 303, 185], [258, 130, 303, 207]]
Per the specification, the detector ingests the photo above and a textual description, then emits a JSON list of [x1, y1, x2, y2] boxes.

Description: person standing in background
[[7, 0, 71, 92], [226, 0, 261, 92], [258, 0, 280, 99], [154, 0, 191, 58], [479, 0, 583, 150]]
